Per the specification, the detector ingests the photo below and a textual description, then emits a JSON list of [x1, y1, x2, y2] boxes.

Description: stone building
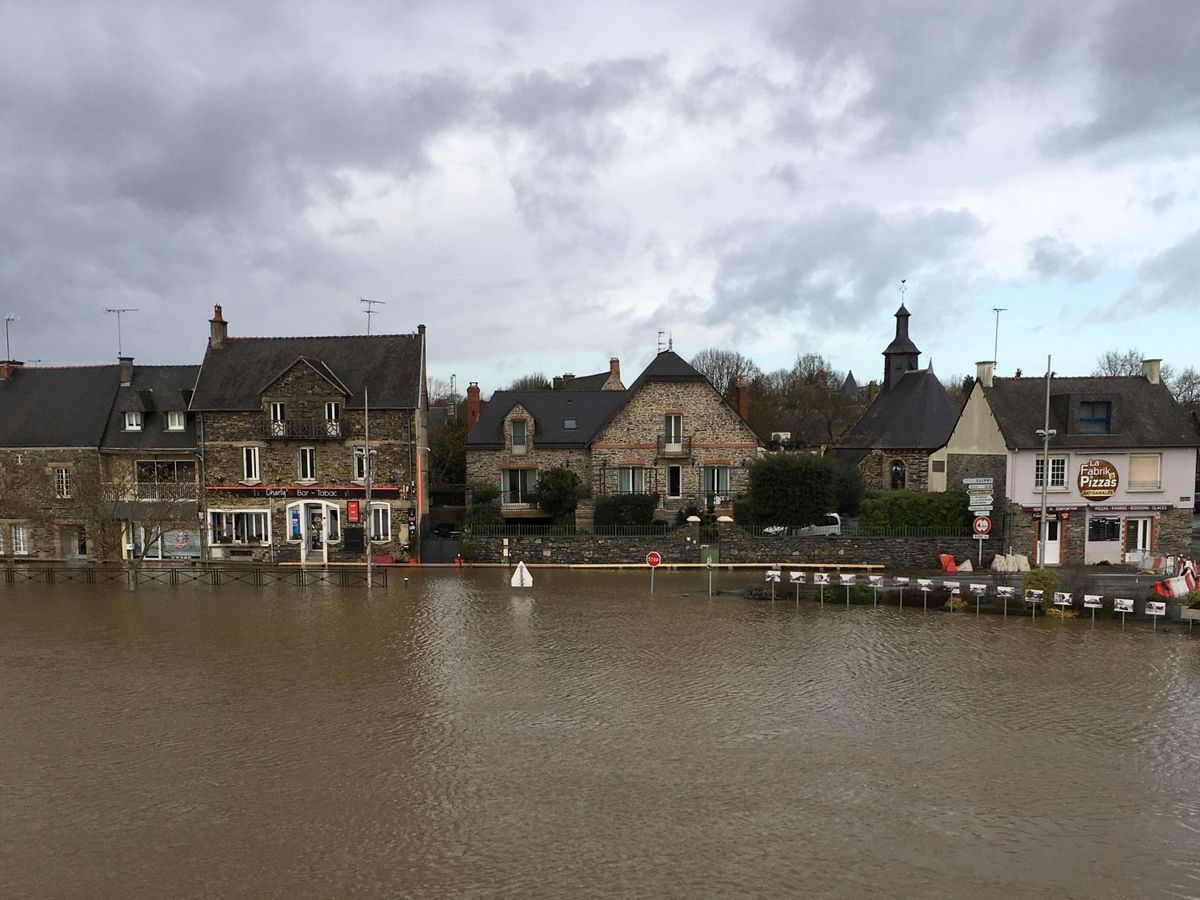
[[832, 304, 958, 491], [929, 360, 1199, 566], [189, 306, 428, 564], [0, 358, 200, 561], [466, 349, 760, 521]]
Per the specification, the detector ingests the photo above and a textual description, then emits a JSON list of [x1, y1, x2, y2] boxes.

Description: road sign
[[963, 477, 994, 486], [968, 495, 994, 507], [972, 515, 992, 535], [646, 551, 661, 568]]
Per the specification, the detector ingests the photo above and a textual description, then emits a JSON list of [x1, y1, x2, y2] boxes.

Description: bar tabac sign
[[1078, 458, 1119, 500]]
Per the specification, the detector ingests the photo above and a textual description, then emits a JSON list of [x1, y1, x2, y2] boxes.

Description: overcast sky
[[3, 0, 1198, 393]]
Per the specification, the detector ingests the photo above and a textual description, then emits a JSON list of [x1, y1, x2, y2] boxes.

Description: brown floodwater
[[2, 569, 1199, 899]]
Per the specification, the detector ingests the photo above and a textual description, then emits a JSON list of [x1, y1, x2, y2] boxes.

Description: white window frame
[[165, 411, 186, 432], [123, 411, 143, 432], [1128, 453, 1162, 491], [617, 466, 646, 494], [208, 510, 271, 546], [53, 467, 71, 499], [269, 401, 286, 436], [664, 414, 682, 447], [298, 446, 316, 482], [241, 446, 261, 483], [0, 526, 5, 554], [703, 465, 729, 495], [353, 446, 367, 482], [511, 418, 528, 455], [370, 503, 391, 542], [13, 524, 29, 555], [325, 401, 342, 437], [1034, 456, 1068, 490], [502, 468, 537, 504]]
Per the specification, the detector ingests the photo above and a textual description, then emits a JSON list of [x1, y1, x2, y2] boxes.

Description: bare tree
[[1168, 366, 1200, 406], [690, 348, 761, 398], [507, 373, 553, 391], [1093, 348, 1175, 385]]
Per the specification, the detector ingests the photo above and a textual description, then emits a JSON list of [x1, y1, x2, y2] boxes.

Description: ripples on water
[[1, 569, 1199, 899]]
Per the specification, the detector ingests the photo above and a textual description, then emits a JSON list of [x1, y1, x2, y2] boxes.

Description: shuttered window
[[1128, 454, 1160, 490]]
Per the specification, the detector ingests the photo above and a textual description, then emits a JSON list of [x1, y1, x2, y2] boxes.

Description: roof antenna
[[657, 331, 666, 354], [668, 332, 673, 351], [104, 308, 137, 357], [360, 297, 387, 335], [4, 313, 16, 361]]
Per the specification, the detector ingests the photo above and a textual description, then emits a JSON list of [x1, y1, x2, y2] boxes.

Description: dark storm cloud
[[1028, 236, 1101, 282], [769, 0, 1071, 152], [701, 203, 984, 327]]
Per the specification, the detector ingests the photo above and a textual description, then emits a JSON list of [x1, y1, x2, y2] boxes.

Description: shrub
[[533, 467, 585, 520], [746, 453, 836, 528], [1021, 568, 1057, 601], [731, 498, 754, 525], [859, 491, 971, 530], [465, 500, 501, 531], [471, 482, 499, 505], [831, 460, 866, 516], [594, 494, 658, 528]]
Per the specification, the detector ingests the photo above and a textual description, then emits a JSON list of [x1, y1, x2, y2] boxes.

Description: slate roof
[[982, 375, 1199, 450], [561, 371, 610, 391], [190, 334, 423, 411], [467, 391, 628, 449], [102, 365, 201, 450], [0, 366, 120, 448], [626, 350, 707, 392], [835, 369, 958, 453], [882, 303, 920, 356]]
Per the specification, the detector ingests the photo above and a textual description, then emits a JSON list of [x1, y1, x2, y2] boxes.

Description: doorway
[[1040, 516, 1061, 566], [1126, 517, 1151, 558]]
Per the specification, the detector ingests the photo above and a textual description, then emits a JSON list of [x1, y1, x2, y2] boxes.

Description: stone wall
[[465, 527, 983, 570], [466, 447, 591, 504], [1156, 507, 1193, 557], [0, 448, 104, 559], [859, 449, 932, 492], [945, 453, 1007, 504]]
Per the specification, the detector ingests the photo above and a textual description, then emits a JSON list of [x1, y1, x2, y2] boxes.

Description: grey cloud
[[701, 203, 985, 329], [770, 1, 1073, 152], [767, 162, 803, 194], [1046, 0, 1200, 155], [1131, 227, 1200, 310], [1028, 235, 1101, 282]]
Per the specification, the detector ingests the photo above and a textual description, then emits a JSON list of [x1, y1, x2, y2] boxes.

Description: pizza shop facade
[[1010, 450, 1195, 566]]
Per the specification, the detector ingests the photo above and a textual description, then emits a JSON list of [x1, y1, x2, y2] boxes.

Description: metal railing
[[656, 434, 693, 456], [467, 523, 679, 537], [263, 417, 343, 439]]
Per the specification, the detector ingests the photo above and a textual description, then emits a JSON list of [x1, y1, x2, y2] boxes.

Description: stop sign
[[973, 515, 992, 535], [646, 551, 662, 568]]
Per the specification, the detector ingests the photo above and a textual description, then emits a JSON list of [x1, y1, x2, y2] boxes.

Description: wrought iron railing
[[656, 434, 693, 456], [263, 417, 343, 439]]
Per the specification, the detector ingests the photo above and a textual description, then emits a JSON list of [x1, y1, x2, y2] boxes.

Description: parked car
[[762, 513, 842, 537]]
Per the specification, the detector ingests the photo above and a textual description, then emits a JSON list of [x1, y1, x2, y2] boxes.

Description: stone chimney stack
[[975, 360, 994, 389], [466, 382, 481, 431], [1142, 358, 1162, 385], [119, 356, 134, 386], [209, 304, 228, 349], [735, 375, 750, 421], [609, 357, 620, 382]]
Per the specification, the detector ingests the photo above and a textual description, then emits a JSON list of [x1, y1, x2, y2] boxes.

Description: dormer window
[[123, 411, 143, 432], [325, 401, 341, 437], [1078, 401, 1112, 434], [166, 411, 186, 432], [511, 419, 528, 455]]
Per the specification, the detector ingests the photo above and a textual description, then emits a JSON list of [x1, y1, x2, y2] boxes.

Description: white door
[[1041, 516, 1061, 566], [302, 503, 327, 564]]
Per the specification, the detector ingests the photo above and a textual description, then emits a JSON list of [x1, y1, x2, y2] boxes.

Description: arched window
[[890, 459, 907, 490]]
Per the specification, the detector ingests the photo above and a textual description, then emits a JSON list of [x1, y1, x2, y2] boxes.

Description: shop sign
[[346, 500, 360, 524], [207, 485, 407, 499], [1078, 458, 1119, 501]]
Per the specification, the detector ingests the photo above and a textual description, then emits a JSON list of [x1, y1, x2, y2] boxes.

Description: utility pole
[[993, 308, 1007, 370], [360, 298, 387, 335], [365, 387, 374, 590], [1035, 355, 1056, 567], [4, 314, 16, 361], [104, 308, 138, 357]]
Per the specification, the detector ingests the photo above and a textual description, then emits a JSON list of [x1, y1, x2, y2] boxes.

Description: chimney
[[0, 360, 22, 382], [975, 360, 994, 388], [209, 304, 228, 349], [418, 323, 426, 337], [119, 356, 134, 386], [1142, 358, 1162, 385], [735, 375, 750, 421], [609, 357, 621, 383], [561, 373, 575, 385], [466, 382, 481, 431]]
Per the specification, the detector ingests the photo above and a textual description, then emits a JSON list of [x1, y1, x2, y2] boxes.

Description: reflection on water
[[2, 569, 1199, 899]]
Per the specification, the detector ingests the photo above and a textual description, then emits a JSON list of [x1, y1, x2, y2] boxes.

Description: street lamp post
[[1035, 355, 1056, 567]]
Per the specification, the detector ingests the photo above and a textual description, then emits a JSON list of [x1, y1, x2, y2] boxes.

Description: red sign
[[973, 515, 991, 535], [646, 551, 662, 568], [346, 500, 360, 524]]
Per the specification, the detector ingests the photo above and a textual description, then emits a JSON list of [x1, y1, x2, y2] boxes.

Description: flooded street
[[3, 569, 1199, 899]]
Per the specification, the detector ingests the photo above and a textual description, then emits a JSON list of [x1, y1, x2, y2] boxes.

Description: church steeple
[[882, 303, 921, 391]]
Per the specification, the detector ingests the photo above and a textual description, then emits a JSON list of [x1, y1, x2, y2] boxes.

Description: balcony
[[263, 417, 343, 440], [656, 434, 692, 457]]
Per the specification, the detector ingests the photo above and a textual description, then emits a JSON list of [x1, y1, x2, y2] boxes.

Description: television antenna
[[104, 308, 137, 357], [4, 314, 16, 361], [360, 297, 387, 335], [992, 307, 1007, 371]]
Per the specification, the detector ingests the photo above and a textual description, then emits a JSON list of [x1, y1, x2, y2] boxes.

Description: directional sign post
[[647, 550, 661, 593]]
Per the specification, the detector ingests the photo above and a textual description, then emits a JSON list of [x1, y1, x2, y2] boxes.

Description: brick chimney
[[119, 356, 134, 386], [609, 357, 620, 383], [0, 360, 23, 382], [975, 360, 994, 388], [735, 375, 750, 421], [466, 382, 481, 430], [209, 304, 228, 349], [1142, 358, 1162, 385]]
